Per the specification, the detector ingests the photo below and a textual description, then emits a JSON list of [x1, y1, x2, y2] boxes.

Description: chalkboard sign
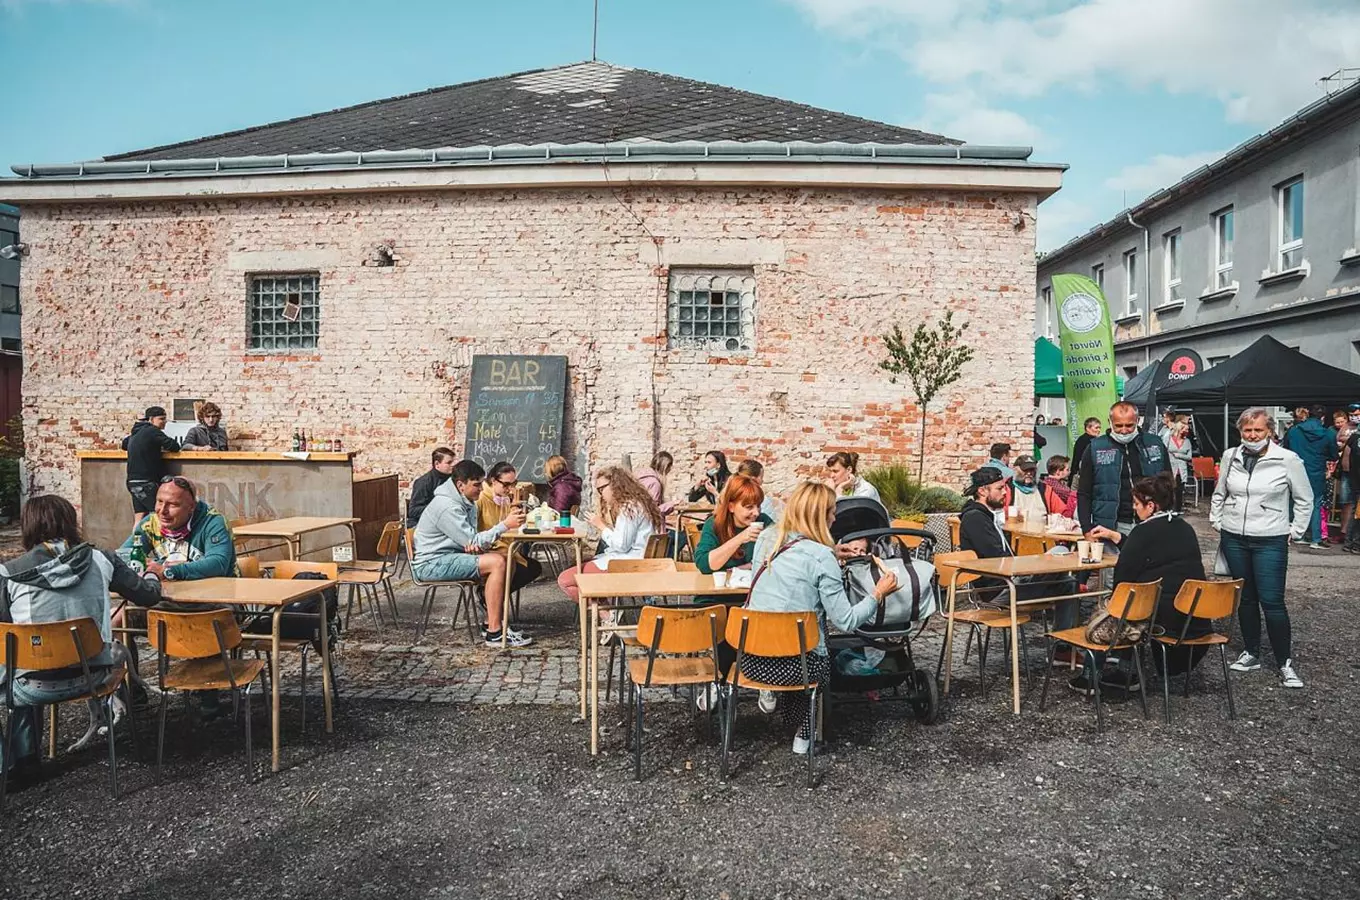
[[464, 355, 567, 482]]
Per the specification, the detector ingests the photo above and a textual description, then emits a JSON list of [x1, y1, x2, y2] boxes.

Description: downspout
[[1126, 211, 1151, 370]]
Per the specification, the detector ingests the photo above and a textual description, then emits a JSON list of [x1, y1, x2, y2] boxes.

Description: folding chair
[[625, 605, 727, 781], [934, 550, 1032, 698], [0, 618, 131, 808], [147, 609, 267, 781], [340, 521, 402, 631], [1039, 579, 1161, 733], [1153, 578, 1243, 723], [1190, 457, 1217, 509]]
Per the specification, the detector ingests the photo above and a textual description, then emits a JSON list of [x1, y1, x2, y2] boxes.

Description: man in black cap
[[121, 406, 180, 525], [959, 466, 1079, 630]]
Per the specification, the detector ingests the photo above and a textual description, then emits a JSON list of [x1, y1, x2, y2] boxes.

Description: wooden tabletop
[[163, 577, 338, 607], [78, 450, 355, 462], [232, 516, 360, 538], [577, 571, 749, 599], [1002, 521, 1085, 541], [503, 528, 591, 542], [954, 555, 1114, 578]]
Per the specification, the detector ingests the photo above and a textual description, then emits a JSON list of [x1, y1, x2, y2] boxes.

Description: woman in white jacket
[[557, 466, 663, 604], [1211, 407, 1313, 688]]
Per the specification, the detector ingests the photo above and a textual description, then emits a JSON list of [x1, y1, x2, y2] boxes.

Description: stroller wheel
[[910, 668, 941, 725]]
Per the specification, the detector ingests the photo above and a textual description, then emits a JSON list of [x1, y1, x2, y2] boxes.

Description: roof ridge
[[103, 60, 609, 161]]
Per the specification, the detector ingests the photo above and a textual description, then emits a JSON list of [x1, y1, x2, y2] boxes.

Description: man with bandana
[[475, 461, 543, 594], [120, 476, 238, 582], [1009, 455, 1047, 522], [1077, 401, 1172, 548]]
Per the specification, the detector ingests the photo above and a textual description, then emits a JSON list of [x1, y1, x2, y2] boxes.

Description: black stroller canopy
[[831, 497, 890, 543]]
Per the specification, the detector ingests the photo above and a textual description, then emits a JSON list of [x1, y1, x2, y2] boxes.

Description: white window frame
[[1213, 207, 1234, 289], [1091, 263, 1105, 295], [1162, 229, 1183, 304], [1041, 286, 1053, 337], [1277, 176, 1304, 270], [1123, 249, 1139, 315]]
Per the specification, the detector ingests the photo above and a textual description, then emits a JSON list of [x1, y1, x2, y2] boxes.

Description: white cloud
[[1036, 196, 1097, 254], [921, 91, 1047, 146], [1102, 150, 1225, 202], [787, 0, 1360, 126]]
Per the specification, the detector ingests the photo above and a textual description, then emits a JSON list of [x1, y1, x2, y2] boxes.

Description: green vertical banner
[[1051, 273, 1119, 448]]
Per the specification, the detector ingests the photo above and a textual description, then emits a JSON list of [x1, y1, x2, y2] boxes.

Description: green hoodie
[[120, 500, 239, 580]]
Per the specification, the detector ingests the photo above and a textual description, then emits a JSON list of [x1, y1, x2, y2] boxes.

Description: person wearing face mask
[[688, 451, 732, 505], [1211, 408, 1312, 689], [1076, 401, 1171, 549], [1010, 455, 1047, 522], [475, 461, 543, 595]]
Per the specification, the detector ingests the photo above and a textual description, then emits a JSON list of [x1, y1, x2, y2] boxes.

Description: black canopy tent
[[1120, 360, 1160, 406], [1158, 336, 1360, 451]]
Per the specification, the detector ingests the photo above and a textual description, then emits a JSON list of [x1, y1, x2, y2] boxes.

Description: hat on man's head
[[145, 406, 167, 419], [1014, 454, 1039, 472], [1349, 402, 1360, 412], [963, 466, 1006, 497]]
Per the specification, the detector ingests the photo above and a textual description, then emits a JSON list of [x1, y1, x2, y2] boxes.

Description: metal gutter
[[8, 141, 1059, 181], [1039, 79, 1360, 268]]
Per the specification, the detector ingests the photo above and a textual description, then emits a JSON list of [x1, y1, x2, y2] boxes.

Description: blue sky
[[4, 0, 1358, 250]]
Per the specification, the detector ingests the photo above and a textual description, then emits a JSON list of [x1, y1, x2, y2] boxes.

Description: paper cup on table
[[1076, 540, 1091, 563], [1007, 506, 1018, 519], [1090, 542, 1105, 562], [712, 571, 728, 588]]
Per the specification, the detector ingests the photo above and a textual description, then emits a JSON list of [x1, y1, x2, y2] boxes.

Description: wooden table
[[499, 524, 592, 649], [1002, 520, 1085, 543], [576, 570, 748, 754], [163, 576, 339, 772], [941, 555, 1114, 715], [232, 516, 360, 560]]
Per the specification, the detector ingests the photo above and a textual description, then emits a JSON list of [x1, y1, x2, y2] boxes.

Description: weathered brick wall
[[19, 185, 1036, 506]]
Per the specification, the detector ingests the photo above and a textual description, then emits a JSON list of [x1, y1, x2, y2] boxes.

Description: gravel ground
[[2, 514, 1358, 900]]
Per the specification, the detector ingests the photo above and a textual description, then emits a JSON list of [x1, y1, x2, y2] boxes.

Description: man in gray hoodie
[[413, 459, 529, 648]]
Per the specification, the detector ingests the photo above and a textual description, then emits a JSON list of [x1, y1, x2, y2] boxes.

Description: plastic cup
[[1076, 540, 1091, 562], [1090, 542, 1105, 563], [1007, 506, 1018, 519], [712, 571, 728, 588]]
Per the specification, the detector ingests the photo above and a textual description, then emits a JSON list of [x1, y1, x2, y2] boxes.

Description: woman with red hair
[[694, 475, 773, 576]]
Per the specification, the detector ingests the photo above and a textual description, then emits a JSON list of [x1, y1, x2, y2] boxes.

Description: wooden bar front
[[77, 451, 387, 556]]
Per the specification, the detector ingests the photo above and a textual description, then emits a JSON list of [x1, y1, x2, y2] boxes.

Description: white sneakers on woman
[[1230, 651, 1303, 688], [1279, 660, 1304, 689]]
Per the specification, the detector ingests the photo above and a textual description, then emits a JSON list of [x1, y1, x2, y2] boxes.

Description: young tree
[[879, 311, 976, 483]]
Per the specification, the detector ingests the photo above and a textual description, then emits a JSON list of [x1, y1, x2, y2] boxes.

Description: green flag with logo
[[1052, 273, 1119, 448]]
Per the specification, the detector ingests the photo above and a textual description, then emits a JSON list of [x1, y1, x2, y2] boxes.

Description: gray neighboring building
[[1037, 79, 1360, 391]]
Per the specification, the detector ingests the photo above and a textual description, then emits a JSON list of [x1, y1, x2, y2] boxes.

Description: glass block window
[[248, 274, 320, 352], [667, 269, 755, 353]]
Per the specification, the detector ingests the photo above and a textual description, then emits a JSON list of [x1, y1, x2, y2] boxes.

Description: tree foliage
[[879, 311, 976, 481]]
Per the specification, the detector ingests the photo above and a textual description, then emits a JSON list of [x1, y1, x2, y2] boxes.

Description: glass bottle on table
[[128, 533, 147, 575]]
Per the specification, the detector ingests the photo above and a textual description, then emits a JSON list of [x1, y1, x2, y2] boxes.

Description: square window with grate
[[667, 269, 756, 354], [248, 274, 320, 352]]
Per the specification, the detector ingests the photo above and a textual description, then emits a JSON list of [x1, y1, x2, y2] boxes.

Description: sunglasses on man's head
[[159, 475, 197, 497]]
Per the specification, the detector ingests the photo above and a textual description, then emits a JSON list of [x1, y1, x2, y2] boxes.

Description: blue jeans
[[1301, 473, 1327, 542], [1220, 531, 1291, 665], [1, 642, 127, 771]]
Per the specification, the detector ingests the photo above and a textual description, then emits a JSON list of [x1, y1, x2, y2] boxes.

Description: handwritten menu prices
[[464, 355, 567, 482]]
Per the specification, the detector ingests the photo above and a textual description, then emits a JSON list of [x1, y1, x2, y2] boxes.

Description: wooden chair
[[339, 521, 402, 631], [147, 608, 266, 780], [1012, 534, 1053, 556], [946, 516, 962, 551], [609, 558, 677, 574], [643, 532, 670, 560], [722, 609, 823, 788], [890, 518, 927, 555], [933, 550, 1032, 698], [1153, 579, 1243, 723], [405, 528, 483, 643], [680, 519, 705, 563], [237, 556, 262, 579], [0, 618, 130, 807], [676, 561, 699, 572], [625, 605, 728, 781], [602, 557, 679, 701], [1039, 579, 1161, 733]]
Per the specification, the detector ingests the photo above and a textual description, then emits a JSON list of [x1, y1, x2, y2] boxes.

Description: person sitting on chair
[[407, 447, 456, 528], [120, 476, 238, 582], [475, 461, 544, 595], [413, 459, 529, 648]]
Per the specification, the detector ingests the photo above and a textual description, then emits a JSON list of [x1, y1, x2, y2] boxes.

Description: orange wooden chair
[[723, 609, 824, 788], [625, 605, 728, 781], [339, 521, 403, 631], [1012, 534, 1054, 556], [603, 557, 680, 701], [1153, 579, 1243, 723], [147, 608, 267, 780], [0, 617, 129, 807], [933, 550, 1032, 698], [1039, 579, 1161, 733], [1190, 457, 1218, 508], [946, 516, 962, 551], [681, 518, 705, 563]]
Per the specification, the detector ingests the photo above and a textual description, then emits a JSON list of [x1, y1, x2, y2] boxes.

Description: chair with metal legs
[[147, 609, 267, 781], [603, 557, 679, 702], [1153, 578, 1243, 723], [933, 550, 1033, 698], [405, 528, 483, 643], [1039, 579, 1161, 733], [0, 618, 131, 808]]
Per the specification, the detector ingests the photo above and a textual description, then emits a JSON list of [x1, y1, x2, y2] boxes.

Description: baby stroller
[[827, 497, 941, 725]]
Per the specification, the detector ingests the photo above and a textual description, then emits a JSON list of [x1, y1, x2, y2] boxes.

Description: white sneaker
[[484, 627, 534, 648], [1280, 659, 1304, 689], [1308, 542, 1327, 551], [758, 690, 778, 714], [792, 735, 811, 755], [1229, 651, 1262, 672], [695, 683, 719, 712]]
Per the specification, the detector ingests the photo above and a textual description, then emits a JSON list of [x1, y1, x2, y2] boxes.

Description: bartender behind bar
[[181, 401, 230, 451]]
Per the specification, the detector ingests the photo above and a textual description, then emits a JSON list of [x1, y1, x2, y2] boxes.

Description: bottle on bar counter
[[327, 436, 336, 452], [300, 429, 308, 452], [335, 436, 344, 453], [291, 428, 300, 452]]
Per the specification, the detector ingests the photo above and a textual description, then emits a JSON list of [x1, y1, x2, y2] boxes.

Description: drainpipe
[[1126, 211, 1151, 369]]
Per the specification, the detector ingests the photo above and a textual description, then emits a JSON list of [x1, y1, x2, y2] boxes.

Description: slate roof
[[106, 61, 956, 161]]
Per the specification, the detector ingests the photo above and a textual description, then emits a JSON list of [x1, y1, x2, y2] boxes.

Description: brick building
[[1, 62, 1064, 502]]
